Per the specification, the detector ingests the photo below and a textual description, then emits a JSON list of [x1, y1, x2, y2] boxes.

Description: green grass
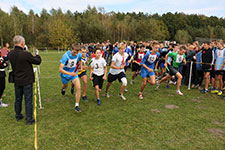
[[1, 51, 225, 150]]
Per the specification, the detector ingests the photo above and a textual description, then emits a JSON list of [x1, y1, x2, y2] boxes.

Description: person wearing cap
[[59, 44, 83, 112]]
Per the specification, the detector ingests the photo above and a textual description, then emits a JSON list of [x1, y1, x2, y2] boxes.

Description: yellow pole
[[34, 71, 38, 150]]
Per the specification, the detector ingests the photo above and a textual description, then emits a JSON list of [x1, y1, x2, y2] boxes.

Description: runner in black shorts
[[90, 49, 107, 105], [130, 45, 145, 84], [105, 43, 128, 100]]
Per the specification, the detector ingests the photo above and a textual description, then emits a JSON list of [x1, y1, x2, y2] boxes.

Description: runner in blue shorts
[[138, 41, 160, 99], [59, 44, 82, 112]]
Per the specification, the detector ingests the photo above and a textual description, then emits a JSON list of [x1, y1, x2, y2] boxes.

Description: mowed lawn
[[1, 51, 225, 150]]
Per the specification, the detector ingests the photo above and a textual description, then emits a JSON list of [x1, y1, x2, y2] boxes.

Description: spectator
[[0, 50, 8, 107], [8, 35, 42, 125], [1, 43, 10, 57]]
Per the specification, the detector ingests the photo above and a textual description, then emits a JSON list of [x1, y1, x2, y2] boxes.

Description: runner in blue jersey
[[59, 44, 83, 112], [138, 41, 160, 99], [212, 42, 225, 96]]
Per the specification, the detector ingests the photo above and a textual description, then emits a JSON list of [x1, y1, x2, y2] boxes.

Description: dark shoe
[[75, 106, 82, 113], [82, 96, 88, 102], [16, 115, 24, 121], [200, 89, 208, 93], [26, 119, 35, 125], [61, 88, 65, 95], [97, 99, 101, 105]]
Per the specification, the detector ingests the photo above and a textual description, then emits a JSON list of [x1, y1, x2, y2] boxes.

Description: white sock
[[75, 103, 79, 107]]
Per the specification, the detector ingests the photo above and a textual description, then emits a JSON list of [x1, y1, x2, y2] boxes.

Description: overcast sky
[[0, 0, 225, 17]]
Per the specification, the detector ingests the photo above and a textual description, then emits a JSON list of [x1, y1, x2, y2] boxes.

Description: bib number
[[138, 54, 144, 59], [67, 59, 77, 68], [176, 55, 183, 63], [148, 55, 156, 63]]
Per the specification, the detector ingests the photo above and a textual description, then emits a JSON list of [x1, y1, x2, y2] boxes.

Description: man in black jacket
[[200, 42, 214, 93], [8, 35, 42, 125]]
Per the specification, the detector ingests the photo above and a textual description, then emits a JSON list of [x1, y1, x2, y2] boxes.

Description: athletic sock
[[75, 103, 79, 107]]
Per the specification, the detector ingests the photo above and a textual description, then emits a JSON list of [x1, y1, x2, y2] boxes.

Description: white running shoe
[[176, 90, 183, 96], [155, 81, 160, 90], [0, 102, 8, 108], [105, 92, 110, 98], [138, 93, 143, 99], [130, 80, 134, 85], [119, 94, 126, 100]]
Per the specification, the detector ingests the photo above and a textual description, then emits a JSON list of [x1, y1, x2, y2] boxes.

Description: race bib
[[176, 55, 183, 63], [147, 54, 157, 63], [217, 50, 224, 58], [66, 59, 78, 68], [138, 53, 144, 59], [95, 63, 100, 69]]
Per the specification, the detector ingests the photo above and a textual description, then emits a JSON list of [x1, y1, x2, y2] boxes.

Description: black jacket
[[202, 48, 214, 69], [0, 56, 8, 78], [8, 46, 42, 86]]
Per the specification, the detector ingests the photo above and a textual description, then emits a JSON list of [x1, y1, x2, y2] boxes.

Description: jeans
[[14, 83, 33, 121], [106, 53, 112, 65]]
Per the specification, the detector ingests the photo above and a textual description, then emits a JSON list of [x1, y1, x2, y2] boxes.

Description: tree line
[[0, 5, 225, 49]]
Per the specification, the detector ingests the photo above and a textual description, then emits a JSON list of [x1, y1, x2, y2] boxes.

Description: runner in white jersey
[[59, 44, 83, 112], [90, 48, 107, 105], [105, 43, 128, 100]]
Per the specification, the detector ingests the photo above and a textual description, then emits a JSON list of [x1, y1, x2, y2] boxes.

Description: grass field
[[1, 51, 225, 150]]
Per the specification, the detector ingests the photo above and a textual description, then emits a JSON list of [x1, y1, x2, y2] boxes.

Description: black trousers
[[14, 83, 33, 121], [0, 77, 5, 98], [193, 70, 204, 86]]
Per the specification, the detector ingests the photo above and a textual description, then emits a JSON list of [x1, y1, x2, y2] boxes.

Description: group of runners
[[58, 40, 225, 112]]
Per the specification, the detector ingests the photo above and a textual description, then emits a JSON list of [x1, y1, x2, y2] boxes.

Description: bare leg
[[140, 78, 147, 93], [105, 82, 112, 93], [95, 85, 100, 99], [72, 78, 81, 104], [175, 72, 182, 91], [132, 71, 136, 80], [62, 83, 68, 89], [81, 75, 88, 96], [120, 85, 126, 95], [149, 75, 156, 85], [204, 72, 210, 90]]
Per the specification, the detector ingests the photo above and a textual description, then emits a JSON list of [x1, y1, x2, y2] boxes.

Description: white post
[[34, 68, 43, 109], [38, 65, 40, 74], [37, 70, 43, 109], [188, 61, 193, 90]]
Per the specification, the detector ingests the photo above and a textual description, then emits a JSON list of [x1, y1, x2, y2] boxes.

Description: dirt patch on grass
[[165, 105, 179, 109], [168, 94, 174, 97], [214, 121, 225, 125], [44, 98, 52, 102], [208, 128, 225, 139], [151, 109, 160, 113], [196, 106, 206, 110], [192, 98, 201, 103]]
